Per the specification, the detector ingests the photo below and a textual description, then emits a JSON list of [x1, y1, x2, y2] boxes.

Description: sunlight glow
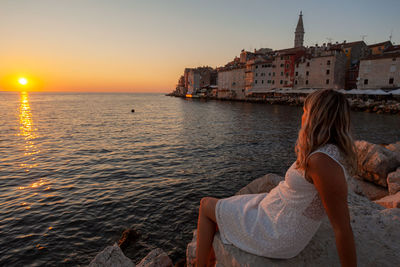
[[19, 77, 28, 85]]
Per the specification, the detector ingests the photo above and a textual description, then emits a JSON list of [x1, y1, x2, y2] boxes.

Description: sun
[[19, 77, 28, 85]]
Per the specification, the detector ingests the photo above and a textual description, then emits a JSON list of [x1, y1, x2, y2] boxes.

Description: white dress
[[215, 144, 349, 259]]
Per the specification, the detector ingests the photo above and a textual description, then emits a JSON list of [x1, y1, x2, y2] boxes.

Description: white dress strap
[[308, 144, 348, 180]]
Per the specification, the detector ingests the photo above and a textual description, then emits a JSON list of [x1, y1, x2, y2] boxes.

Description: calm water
[[0, 92, 399, 266]]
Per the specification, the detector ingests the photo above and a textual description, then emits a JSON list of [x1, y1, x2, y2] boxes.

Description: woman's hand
[[307, 152, 357, 267]]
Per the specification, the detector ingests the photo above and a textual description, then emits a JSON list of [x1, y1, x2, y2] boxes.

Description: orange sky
[[1, 1, 399, 93]]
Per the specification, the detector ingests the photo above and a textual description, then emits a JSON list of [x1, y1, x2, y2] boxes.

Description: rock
[[186, 231, 197, 267], [118, 228, 140, 251], [374, 192, 400, 208], [210, 193, 400, 266], [89, 243, 135, 267], [355, 140, 399, 187], [136, 248, 173, 267], [387, 167, 400, 195], [385, 141, 400, 162], [347, 176, 388, 200], [187, 174, 400, 266], [235, 173, 284, 196]]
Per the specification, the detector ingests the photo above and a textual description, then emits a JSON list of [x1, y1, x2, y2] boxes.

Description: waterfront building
[[294, 11, 305, 48], [357, 51, 400, 90], [185, 67, 217, 95], [273, 47, 306, 89], [245, 58, 274, 95], [294, 45, 347, 89], [217, 58, 246, 99]]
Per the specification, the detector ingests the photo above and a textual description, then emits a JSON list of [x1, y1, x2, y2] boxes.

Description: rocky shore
[[89, 140, 400, 267], [167, 90, 400, 114]]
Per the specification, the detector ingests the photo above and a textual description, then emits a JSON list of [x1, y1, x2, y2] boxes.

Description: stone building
[[272, 47, 306, 89], [357, 51, 400, 90], [245, 58, 275, 95], [294, 46, 347, 89], [217, 61, 246, 99], [294, 11, 305, 48], [185, 67, 217, 95]]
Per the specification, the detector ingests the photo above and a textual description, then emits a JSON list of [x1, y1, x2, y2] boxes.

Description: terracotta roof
[[362, 51, 400, 60], [367, 41, 392, 48]]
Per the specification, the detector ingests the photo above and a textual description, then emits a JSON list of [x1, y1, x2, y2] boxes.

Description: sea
[[0, 92, 399, 266]]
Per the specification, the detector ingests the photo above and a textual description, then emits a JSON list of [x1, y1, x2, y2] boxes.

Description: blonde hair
[[295, 89, 356, 174]]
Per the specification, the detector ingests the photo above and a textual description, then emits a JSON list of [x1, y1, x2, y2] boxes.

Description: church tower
[[294, 11, 305, 48]]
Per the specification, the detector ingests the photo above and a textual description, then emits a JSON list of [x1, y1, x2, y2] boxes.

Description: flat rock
[[387, 167, 400, 195], [89, 243, 135, 267], [136, 248, 173, 267], [374, 192, 400, 208], [355, 140, 399, 187], [187, 174, 400, 266], [348, 175, 388, 200], [211, 193, 400, 266]]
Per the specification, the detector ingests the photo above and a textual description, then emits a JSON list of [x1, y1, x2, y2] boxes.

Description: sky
[[1, 0, 399, 93]]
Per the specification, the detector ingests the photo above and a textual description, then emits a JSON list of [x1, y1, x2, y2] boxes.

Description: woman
[[196, 89, 357, 267]]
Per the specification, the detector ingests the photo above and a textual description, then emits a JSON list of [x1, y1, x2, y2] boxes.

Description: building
[[367, 41, 393, 56], [357, 52, 400, 90], [217, 58, 246, 99], [245, 58, 274, 95], [185, 67, 217, 95], [294, 11, 305, 48], [294, 45, 347, 89]]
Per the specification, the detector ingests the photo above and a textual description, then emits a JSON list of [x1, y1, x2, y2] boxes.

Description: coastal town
[[169, 12, 400, 114]]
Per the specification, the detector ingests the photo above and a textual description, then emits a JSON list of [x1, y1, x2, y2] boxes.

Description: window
[[269, 72, 271, 76], [262, 80, 264, 84], [272, 80, 275, 84], [281, 56, 283, 60], [345, 49, 348, 53], [306, 80, 309, 85], [256, 66, 258, 69], [273, 72, 275, 76], [286, 64, 289, 68], [306, 62, 310, 67], [295, 80, 298, 85], [326, 79, 330, 84], [285, 81, 288, 85], [280, 80, 283, 84], [280, 64, 284, 67], [285, 73, 288, 77], [327, 60, 331, 65], [255, 80, 258, 84], [295, 72, 298, 76], [364, 79, 368, 85], [268, 80, 271, 84], [256, 73, 258, 77], [389, 78, 394, 84], [296, 63, 299, 68], [393, 58, 397, 61], [326, 69, 330, 75], [281, 72, 284, 76], [306, 71, 309, 76]]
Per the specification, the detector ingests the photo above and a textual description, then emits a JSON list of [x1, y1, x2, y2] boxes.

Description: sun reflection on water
[[18, 92, 39, 171]]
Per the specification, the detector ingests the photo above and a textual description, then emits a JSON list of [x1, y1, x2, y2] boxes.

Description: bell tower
[[294, 11, 305, 48]]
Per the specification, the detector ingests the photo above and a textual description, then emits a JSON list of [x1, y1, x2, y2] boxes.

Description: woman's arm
[[307, 153, 357, 267]]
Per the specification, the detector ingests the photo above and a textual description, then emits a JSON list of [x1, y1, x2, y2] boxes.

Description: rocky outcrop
[[355, 140, 399, 187], [347, 176, 388, 200], [374, 192, 400, 209], [89, 243, 135, 267], [186, 174, 400, 266], [136, 248, 173, 267], [387, 167, 400, 195]]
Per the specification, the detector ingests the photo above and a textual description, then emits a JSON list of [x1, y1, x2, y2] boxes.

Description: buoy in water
[[131, 109, 135, 113]]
